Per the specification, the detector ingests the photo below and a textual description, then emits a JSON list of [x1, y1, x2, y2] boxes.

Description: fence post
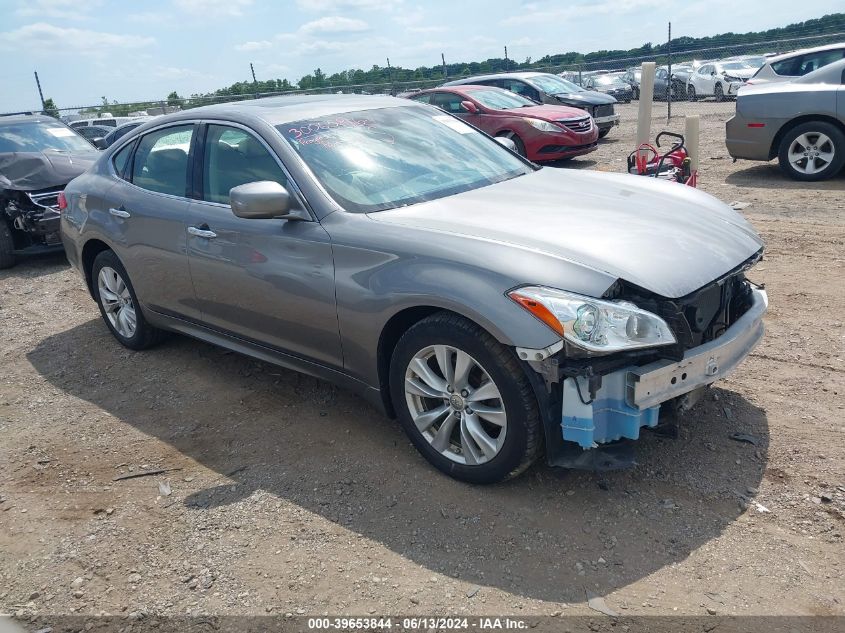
[[667, 22, 672, 121]]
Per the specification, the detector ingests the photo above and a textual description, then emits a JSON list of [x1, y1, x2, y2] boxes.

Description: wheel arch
[[769, 115, 845, 161], [81, 238, 113, 298]]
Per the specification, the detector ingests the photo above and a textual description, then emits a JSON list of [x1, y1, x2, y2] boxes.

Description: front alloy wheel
[[390, 312, 542, 483], [405, 345, 507, 465]]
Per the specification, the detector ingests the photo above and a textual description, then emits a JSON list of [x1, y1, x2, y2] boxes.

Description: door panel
[[186, 204, 342, 366]]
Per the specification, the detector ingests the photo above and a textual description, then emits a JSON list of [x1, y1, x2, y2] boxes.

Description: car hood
[[499, 104, 591, 120], [0, 149, 100, 191], [551, 91, 617, 105], [369, 168, 763, 299]]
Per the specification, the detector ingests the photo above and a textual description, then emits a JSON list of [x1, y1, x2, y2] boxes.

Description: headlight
[[723, 74, 741, 82], [508, 286, 676, 353], [522, 118, 564, 133]]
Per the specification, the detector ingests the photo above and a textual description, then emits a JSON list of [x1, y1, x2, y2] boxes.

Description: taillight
[[57, 191, 67, 211]]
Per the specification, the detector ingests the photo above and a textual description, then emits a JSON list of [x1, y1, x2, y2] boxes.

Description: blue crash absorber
[[561, 372, 660, 449]]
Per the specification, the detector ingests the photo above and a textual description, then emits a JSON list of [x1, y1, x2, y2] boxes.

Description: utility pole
[[386, 57, 393, 95], [667, 22, 672, 121], [250, 63, 257, 83], [33, 71, 46, 111], [504, 46, 509, 69], [441, 53, 447, 80]]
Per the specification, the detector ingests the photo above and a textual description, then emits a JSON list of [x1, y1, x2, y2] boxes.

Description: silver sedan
[[62, 95, 766, 483]]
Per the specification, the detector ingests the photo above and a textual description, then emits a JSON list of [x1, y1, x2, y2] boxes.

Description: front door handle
[[109, 207, 131, 218], [188, 225, 217, 239]]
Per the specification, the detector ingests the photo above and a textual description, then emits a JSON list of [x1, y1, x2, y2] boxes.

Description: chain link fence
[[4, 30, 844, 123]]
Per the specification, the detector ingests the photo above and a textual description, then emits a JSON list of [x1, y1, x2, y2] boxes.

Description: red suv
[[405, 85, 598, 162]]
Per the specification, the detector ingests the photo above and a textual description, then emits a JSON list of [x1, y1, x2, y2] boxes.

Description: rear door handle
[[188, 226, 217, 239], [109, 207, 130, 218]]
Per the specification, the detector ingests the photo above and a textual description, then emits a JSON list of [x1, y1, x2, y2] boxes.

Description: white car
[[687, 61, 758, 101], [747, 42, 845, 86]]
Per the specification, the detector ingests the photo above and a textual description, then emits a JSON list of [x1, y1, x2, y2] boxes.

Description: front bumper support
[[560, 288, 767, 449]]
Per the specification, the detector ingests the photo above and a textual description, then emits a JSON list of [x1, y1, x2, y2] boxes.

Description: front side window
[[410, 93, 432, 104], [432, 92, 466, 114], [131, 124, 194, 197], [0, 120, 95, 153], [278, 106, 532, 213], [502, 79, 539, 101], [202, 125, 287, 204]]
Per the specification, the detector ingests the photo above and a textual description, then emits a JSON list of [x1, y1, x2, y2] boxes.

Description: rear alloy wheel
[[714, 83, 724, 102], [496, 131, 526, 157], [778, 122, 845, 182], [390, 313, 541, 483], [91, 250, 164, 350]]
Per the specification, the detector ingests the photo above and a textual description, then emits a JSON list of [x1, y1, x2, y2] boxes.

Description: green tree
[[42, 97, 59, 118], [167, 91, 183, 106]]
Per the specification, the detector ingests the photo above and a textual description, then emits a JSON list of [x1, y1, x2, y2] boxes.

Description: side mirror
[[229, 181, 308, 221], [460, 100, 478, 114], [495, 136, 517, 152], [93, 137, 108, 150]]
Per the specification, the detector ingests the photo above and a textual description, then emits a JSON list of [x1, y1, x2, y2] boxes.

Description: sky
[[0, 0, 840, 112]]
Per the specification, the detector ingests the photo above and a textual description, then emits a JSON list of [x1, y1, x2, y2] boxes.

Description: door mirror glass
[[460, 100, 478, 114], [230, 180, 306, 220]]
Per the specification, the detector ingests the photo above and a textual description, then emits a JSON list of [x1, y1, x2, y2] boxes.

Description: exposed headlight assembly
[[509, 286, 676, 353], [522, 118, 564, 133], [723, 74, 742, 82]]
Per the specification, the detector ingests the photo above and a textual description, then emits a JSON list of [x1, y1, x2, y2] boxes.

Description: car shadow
[[0, 251, 68, 281], [545, 158, 598, 170], [725, 163, 845, 188], [28, 319, 769, 603]]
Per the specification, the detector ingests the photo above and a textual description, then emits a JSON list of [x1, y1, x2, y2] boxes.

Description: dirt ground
[[1, 101, 844, 629]]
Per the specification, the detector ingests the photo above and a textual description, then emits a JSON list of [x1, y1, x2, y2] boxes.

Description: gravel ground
[[1, 101, 844, 628]]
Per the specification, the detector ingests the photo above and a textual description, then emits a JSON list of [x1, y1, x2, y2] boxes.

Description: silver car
[[727, 59, 845, 181], [61, 95, 767, 483]]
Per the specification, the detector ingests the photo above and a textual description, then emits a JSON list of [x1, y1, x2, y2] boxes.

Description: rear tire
[[687, 85, 696, 102], [496, 131, 526, 157], [777, 121, 845, 182], [389, 312, 542, 484], [91, 250, 165, 350], [0, 221, 15, 270]]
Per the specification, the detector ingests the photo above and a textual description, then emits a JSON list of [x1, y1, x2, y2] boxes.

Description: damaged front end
[[515, 253, 767, 471], [1, 187, 64, 253]]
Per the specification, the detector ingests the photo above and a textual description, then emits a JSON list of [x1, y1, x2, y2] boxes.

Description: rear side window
[[112, 142, 133, 178], [202, 125, 287, 204], [772, 49, 845, 77], [131, 125, 194, 197]]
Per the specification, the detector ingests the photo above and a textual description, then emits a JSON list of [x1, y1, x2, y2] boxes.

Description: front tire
[[777, 121, 845, 182], [687, 85, 696, 101], [91, 250, 164, 350], [389, 313, 542, 484], [598, 128, 610, 139], [0, 221, 15, 269], [714, 83, 724, 102]]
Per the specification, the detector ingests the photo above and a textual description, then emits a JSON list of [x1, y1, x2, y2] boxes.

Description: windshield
[[0, 120, 94, 153], [722, 62, 751, 71], [279, 106, 532, 213], [470, 89, 536, 110], [595, 76, 625, 86], [527, 74, 582, 94]]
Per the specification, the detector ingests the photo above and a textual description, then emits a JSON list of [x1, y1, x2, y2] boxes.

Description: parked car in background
[[61, 94, 766, 483], [582, 74, 632, 103], [0, 115, 99, 268], [103, 118, 153, 147], [747, 42, 845, 85], [687, 61, 757, 101], [405, 85, 598, 161], [444, 72, 620, 137], [75, 124, 113, 149], [726, 58, 845, 181], [69, 116, 134, 129], [621, 68, 641, 99]]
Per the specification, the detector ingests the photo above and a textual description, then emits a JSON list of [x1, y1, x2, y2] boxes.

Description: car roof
[[158, 94, 411, 127], [767, 41, 845, 63], [0, 114, 60, 126], [443, 71, 550, 85]]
